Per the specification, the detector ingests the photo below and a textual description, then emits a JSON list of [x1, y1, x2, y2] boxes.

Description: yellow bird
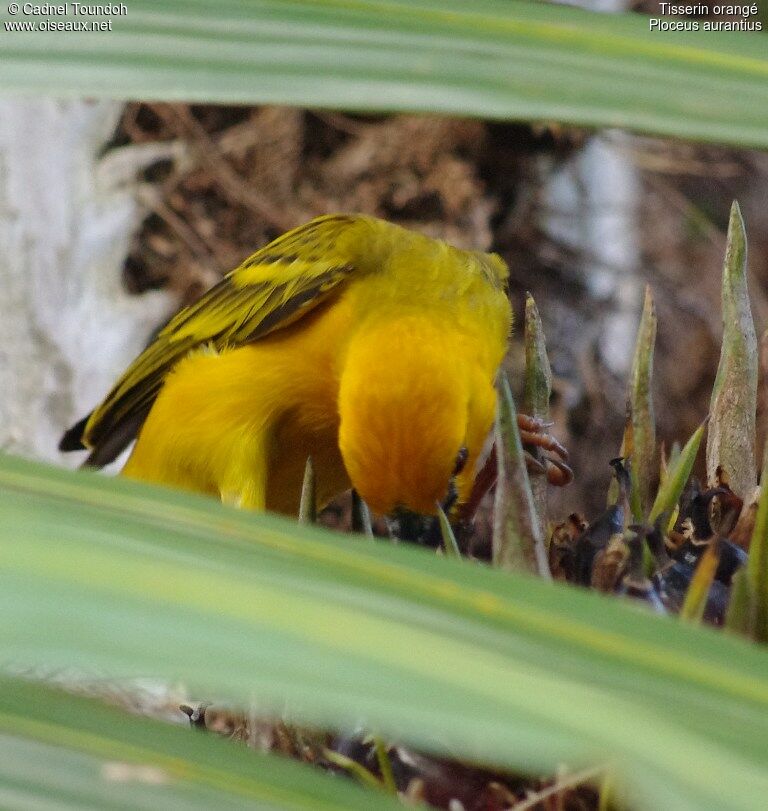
[[60, 215, 511, 517]]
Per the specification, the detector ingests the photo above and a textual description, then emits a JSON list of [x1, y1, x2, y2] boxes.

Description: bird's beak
[[386, 507, 438, 545], [385, 478, 460, 545]]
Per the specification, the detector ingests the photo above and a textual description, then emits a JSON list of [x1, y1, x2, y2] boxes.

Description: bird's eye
[[452, 446, 469, 476]]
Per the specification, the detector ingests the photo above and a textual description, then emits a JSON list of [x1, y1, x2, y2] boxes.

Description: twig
[[152, 103, 296, 232], [136, 187, 217, 269], [511, 764, 608, 810]]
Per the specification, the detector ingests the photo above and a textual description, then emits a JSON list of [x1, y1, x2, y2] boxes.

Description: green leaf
[[0, 675, 401, 810], [523, 293, 552, 537], [372, 736, 397, 795], [706, 201, 758, 500], [626, 285, 657, 522], [299, 457, 317, 525], [649, 421, 706, 528], [436, 503, 461, 558], [2, 0, 768, 148], [679, 543, 718, 625], [492, 375, 549, 577], [745, 444, 768, 643], [3, 451, 768, 810], [659, 440, 682, 495], [748, 444, 768, 644], [725, 567, 752, 636], [351, 490, 374, 539], [523, 294, 552, 422], [322, 748, 384, 792]]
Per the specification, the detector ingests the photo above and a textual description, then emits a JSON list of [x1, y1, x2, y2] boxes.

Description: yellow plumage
[[61, 215, 511, 516]]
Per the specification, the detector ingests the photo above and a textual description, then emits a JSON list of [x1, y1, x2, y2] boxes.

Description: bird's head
[[337, 317, 497, 517]]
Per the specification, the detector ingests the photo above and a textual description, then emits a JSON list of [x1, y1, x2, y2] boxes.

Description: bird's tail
[[58, 414, 90, 453], [58, 333, 194, 468], [59, 407, 152, 468]]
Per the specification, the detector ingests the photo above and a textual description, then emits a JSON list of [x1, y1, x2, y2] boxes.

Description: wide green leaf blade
[[2, 452, 768, 810], [1, 0, 768, 148], [0, 675, 401, 810]]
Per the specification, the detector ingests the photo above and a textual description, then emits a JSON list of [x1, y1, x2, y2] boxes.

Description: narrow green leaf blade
[[523, 293, 552, 536], [627, 285, 657, 521], [707, 201, 758, 500], [523, 294, 553, 421], [351, 490, 374, 539], [2, 0, 768, 148], [679, 544, 718, 625], [725, 567, 752, 635], [437, 504, 461, 558], [744, 441, 768, 642], [649, 421, 706, 526], [299, 457, 317, 525], [493, 375, 549, 578]]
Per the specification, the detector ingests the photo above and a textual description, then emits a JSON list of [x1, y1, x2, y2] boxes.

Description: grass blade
[[299, 457, 316, 525], [437, 504, 461, 558], [373, 736, 397, 795], [737, 440, 768, 642], [725, 567, 752, 636], [679, 544, 719, 624], [323, 749, 385, 792], [351, 490, 374, 539], [493, 374, 550, 578], [523, 293, 553, 538], [730, 327, 768, 638], [649, 421, 706, 529], [706, 201, 758, 500], [626, 285, 657, 522]]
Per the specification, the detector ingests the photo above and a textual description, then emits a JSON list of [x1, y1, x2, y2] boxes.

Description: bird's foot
[[517, 413, 573, 487]]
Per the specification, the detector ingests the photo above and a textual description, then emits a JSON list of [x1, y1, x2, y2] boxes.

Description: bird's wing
[[62, 214, 369, 464]]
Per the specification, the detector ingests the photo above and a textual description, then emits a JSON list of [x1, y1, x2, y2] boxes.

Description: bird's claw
[[517, 412, 569, 462], [518, 412, 572, 486]]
